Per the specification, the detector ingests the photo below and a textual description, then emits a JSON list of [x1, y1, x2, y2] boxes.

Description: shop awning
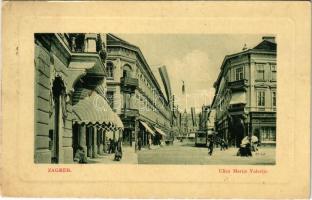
[[140, 121, 155, 136], [230, 92, 246, 105], [73, 91, 123, 130], [155, 127, 166, 136]]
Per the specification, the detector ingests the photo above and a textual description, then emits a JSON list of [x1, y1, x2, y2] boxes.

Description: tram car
[[195, 130, 207, 146]]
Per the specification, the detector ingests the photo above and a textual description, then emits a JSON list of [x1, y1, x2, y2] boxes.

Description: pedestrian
[[207, 137, 214, 156], [74, 146, 88, 164], [108, 138, 112, 153], [112, 139, 117, 153], [148, 136, 152, 150], [220, 139, 226, 151], [114, 138, 123, 161], [251, 135, 259, 152], [138, 137, 142, 151], [237, 136, 252, 157], [224, 140, 229, 149]]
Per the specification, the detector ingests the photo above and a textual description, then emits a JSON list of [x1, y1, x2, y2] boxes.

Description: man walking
[[207, 137, 214, 156]]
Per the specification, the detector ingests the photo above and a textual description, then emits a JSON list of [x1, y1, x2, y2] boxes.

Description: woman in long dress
[[237, 136, 252, 157], [114, 138, 123, 161]]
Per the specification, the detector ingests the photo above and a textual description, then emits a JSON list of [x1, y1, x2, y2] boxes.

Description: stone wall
[[34, 42, 51, 163], [34, 35, 74, 163]]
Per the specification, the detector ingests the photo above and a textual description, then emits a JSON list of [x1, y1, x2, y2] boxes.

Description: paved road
[[138, 141, 275, 165]]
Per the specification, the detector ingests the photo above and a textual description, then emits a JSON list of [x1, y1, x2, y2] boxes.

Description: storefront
[[72, 91, 123, 158], [139, 121, 155, 147]]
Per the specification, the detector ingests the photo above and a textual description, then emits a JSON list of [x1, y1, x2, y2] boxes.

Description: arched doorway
[[228, 115, 245, 147], [50, 77, 66, 163], [233, 117, 245, 147]]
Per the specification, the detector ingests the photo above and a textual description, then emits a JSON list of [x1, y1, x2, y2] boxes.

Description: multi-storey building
[[34, 33, 123, 163], [211, 36, 276, 147], [105, 34, 172, 149]]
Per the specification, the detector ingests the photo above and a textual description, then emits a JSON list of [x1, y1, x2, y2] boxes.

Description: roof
[[152, 67, 168, 101], [253, 39, 277, 51], [158, 65, 172, 103]]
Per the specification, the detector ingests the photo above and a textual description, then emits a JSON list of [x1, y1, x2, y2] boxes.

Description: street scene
[[34, 33, 276, 165]]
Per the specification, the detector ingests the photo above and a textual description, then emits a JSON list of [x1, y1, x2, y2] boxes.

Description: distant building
[[180, 109, 199, 137], [106, 34, 173, 148], [211, 36, 276, 147]]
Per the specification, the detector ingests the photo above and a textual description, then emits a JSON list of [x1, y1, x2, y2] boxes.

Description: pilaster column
[[87, 127, 92, 158], [103, 130, 107, 153], [79, 124, 87, 154], [92, 126, 98, 158], [98, 128, 104, 155], [134, 119, 139, 152]]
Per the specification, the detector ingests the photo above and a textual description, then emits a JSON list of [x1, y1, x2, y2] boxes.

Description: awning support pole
[[98, 128, 103, 155], [79, 124, 87, 155], [92, 126, 98, 158], [103, 130, 107, 153]]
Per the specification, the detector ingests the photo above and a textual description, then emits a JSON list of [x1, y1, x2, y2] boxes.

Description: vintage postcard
[[1, 1, 311, 198]]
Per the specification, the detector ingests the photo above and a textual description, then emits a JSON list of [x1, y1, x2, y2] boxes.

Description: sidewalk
[[87, 146, 138, 164]]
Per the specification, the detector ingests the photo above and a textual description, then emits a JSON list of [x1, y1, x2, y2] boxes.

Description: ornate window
[[257, 90, 265, 106], [271, 64, 276, 81], [106, 91, 114, 108], [235, 67, 244, 81], [256, 64, 265, 81], [107, 62, 114, 79], [272, 91, 276, 107], [260, 127, 276, 142], [123, 64, 132, 78]]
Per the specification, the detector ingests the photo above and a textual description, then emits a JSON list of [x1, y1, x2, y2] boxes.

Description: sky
[[116, 34, 263, 113]]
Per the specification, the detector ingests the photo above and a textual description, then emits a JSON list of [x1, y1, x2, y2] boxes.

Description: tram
[[195, 130, 207, 146]]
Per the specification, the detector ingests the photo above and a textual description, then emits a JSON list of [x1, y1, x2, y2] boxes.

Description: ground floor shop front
[[120, 115, 169, 150], [216, 111, 276, 147]]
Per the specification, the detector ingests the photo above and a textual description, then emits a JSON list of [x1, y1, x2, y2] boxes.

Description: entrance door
[[122, 128, 132, 146], [72, 124, 79, 157], [234, 118, 244, 147]]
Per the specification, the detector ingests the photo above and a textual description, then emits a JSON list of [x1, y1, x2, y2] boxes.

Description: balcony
[[57, 33, 107, 90], [120, 77, 139, 93], [227, 79, 248, 92], [228, 103, 245, 113], [120, 108, 139, 119]]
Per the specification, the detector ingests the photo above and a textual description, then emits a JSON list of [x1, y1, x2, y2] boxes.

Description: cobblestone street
[[87, 147, 138, 164], [138, 141, 275, 165]]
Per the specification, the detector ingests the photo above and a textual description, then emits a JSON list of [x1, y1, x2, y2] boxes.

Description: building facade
[[212, 36, 276, 147], [34, 33, 123, 163], [105, 34, 172, 149]]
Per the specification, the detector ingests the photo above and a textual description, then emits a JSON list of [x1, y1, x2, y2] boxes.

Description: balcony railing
[[228, 103, 245, 113], [120, 108, 139, 118], [60, 33, 107, 63], [120, 77, 139, 93], [227, 79, 248, 91]]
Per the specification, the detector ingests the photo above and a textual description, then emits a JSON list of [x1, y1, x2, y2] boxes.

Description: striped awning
[[140, 121, 155, 136], [155, 127, 166, 136], [73, 91, 123, 130]]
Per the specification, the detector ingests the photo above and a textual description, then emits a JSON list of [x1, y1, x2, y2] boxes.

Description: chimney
[[262, 36, 275, 43]]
